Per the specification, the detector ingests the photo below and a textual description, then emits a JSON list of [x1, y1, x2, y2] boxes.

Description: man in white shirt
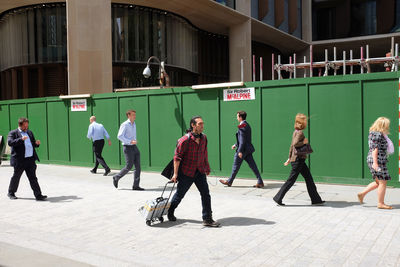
[[113, 110, 143, 190]]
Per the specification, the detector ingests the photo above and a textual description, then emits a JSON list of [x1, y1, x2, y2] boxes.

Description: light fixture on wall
[[143, 56, 169, 87]]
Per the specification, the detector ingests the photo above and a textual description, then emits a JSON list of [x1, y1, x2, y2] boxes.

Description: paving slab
[[0, 162, 400, 266]]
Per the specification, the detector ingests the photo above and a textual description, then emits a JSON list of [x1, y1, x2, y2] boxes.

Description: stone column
[[229, 0, 252, 82], [302, 0, 312, 42], [66, 0, 112, 95]]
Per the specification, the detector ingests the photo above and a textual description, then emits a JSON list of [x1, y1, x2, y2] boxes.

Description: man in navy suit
[[7, 117, 47, 200], [219, 111, 264, 188]]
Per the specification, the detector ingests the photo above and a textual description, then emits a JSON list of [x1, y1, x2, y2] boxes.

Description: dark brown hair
[[18, 117, 29, 126], [237, 110, 247, 120], [126, 109, 136, 117], [186, 115, 202, 133]]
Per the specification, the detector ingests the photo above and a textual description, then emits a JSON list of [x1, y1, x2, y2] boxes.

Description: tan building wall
[[66, 0, 112, 95]]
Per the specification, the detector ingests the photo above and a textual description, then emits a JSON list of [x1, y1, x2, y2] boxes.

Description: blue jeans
[[169, 170, 212, 220]]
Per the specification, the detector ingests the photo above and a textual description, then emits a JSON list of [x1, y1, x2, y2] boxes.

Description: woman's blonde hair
[[369, 117, 390, 134], [294, 113, 307, 130]]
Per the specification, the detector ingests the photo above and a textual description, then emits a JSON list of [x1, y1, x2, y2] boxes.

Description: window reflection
[[0, 3, 67, 71], [112, 4, 228, 88]]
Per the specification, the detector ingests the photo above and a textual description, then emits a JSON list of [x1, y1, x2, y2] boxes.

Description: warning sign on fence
[[71, 99, 87, 111], [223, 88, 255, 102]]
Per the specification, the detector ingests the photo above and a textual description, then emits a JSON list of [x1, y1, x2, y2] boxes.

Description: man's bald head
[[90, 116, 96, 123]]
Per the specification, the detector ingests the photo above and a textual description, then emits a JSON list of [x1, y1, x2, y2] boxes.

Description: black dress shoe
[[104, 169, 111, 176], [273, 197, 285, 206], [90, 169, 96, 174], [7, 193, 17, 200], [167, 212, 176, 221], [132, 186, 145, 191], [36, 195, 47, 201], [312, 200, 326, 206], [113, 176, 118, 188]]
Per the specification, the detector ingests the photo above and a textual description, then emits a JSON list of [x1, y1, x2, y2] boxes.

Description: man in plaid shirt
[[169, 116, 220, 227]]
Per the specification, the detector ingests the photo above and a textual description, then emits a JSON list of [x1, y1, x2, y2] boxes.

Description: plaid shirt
[[174, 132, 210, 177]]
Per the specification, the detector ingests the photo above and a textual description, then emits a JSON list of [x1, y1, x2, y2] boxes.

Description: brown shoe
[[253, 183, 264, 188], [219, 179, 232, 187]]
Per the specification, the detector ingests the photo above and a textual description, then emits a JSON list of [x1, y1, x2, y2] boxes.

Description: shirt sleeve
[[117, 123, 131, 144], [103, 126, 110, 140], [369, 132, 381, 150], [174, 137, 188, 161], [204, 137, 210, 174], [87, 125, 93, 140]]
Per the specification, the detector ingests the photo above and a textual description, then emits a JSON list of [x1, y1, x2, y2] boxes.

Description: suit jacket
[[235, 121, 255, 157], [8, 129, 40, 167]]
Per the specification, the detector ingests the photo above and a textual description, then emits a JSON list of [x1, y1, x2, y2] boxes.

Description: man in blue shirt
[[7, 117, 47, 201], [87, 116, 111, 176], [113, 109, 144, 190]]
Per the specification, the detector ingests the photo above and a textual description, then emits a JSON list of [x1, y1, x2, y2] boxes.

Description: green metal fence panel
[[27, 102, 48, 161], [261, 85, 308, 180], [148, 93, 182, 169], [0, 72, 398, 187], [47, 101, 70, 163], [182, 90, 220, 172], [219, 89, 261, 178], [0, 104, 10, 142], [119, 96, 150, 168], [363, 79, 398, 186], [309, 81, 363, 180], [92, 97, 120, 167], [68, 100, 93, 166], [9, 103, 27, 129]]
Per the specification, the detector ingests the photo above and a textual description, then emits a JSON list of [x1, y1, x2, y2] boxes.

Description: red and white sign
[[71, 99, 87, 111], [223, 87, 255, 101]]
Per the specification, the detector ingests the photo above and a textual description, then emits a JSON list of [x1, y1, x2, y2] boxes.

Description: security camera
[[143, 66, 151, 78]]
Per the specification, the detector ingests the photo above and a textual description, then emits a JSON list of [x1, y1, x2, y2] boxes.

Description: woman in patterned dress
[[358, 117, 394, 209]]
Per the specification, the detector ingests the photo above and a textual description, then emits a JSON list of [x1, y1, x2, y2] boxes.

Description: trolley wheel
[[158, 217, 164, 223], [146, 220, 151, 226]]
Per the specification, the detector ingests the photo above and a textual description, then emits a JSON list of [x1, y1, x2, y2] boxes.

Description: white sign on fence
[[71, 99, 87, 111], [223, 87, 255, 101]]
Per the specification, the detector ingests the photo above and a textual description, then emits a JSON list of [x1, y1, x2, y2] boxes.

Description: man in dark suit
[[7, 117, 47, 200], [219, 111, 264, 188]]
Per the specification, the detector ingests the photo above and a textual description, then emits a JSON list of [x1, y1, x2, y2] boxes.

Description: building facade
[[0, 0, 399, 100]]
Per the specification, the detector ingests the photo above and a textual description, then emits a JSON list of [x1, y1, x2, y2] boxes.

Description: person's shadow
[[150, 217, 275, 228], [46, 195, 83, 203], [217, 217, 276, 226], [283, 201, 359, 208], [16, 195, 82, 203]]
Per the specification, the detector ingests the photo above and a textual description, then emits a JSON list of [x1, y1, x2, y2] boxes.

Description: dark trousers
[[92, 139, 109, 171], [114, 145, 141, 187], [228, 152, 263, 184], [169, 170, 212, 220], [273, 158, 322, 204], [8, 157, 42, 197]]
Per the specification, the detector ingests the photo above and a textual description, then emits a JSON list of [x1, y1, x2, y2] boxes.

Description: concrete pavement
[[1, 162, 400, 266]]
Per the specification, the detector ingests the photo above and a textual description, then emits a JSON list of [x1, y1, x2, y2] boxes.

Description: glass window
[[0, 4, 67, 71]]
